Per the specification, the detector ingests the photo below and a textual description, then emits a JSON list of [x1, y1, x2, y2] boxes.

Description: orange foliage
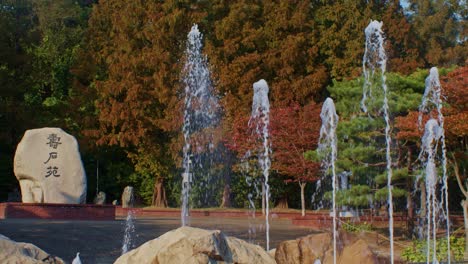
[[396, 65, 468, 145], [270, 102, 322, 183]]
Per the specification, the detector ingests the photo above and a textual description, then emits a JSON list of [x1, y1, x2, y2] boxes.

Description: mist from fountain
[[361, 20, 394, 263], [418, 67, 451, 263], [249, 79, 271, 251], [181, 24, 220, 226], [318, 97, 339, 264]]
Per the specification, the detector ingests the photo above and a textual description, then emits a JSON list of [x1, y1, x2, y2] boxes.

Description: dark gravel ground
[[0, 216, 316, 263]]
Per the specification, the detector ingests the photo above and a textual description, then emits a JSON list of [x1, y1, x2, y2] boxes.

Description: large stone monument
[[14, 128, 87, 204]]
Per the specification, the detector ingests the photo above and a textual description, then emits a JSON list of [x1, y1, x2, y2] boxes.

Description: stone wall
[[0, 202, 114, 220]]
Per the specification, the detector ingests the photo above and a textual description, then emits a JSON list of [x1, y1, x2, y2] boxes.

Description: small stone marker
[[14, 127, 87, 204], [122, 186, 134, 208], [94, 191, 106, 205]]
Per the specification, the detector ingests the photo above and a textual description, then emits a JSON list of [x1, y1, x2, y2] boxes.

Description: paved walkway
[[0, 216, 316, 263]]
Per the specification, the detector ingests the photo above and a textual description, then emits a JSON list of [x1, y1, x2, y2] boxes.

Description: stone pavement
[[0, 216, 316, 263]]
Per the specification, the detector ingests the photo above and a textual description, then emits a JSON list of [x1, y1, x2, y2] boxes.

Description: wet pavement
[[0, 216, 317, 263]]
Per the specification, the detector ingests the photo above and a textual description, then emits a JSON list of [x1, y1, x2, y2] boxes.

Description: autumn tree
[[395, 65, 467, 236], [270, 102, 322, 216], [381, 0, 423, 74], [77, 0, 212, 205], [206, 0, 329, 209], [445, 62, 468, 254], [206, 0, 328, 118], [314, 0, 374, 79], [406, 0, 468, 66], [314, 0, 425, 79]]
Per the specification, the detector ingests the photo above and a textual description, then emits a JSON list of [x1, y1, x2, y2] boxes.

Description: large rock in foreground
[[275, 231, 401, 264], [114, 226, 276, 264], [14, 128, 87, 204], [0, 234, 64, 264]]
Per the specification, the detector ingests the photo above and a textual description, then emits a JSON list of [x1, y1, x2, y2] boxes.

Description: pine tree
[[325, 71, 425, 211]]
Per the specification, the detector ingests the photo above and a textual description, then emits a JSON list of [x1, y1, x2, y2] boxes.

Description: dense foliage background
[[0, 0, 466, 215]]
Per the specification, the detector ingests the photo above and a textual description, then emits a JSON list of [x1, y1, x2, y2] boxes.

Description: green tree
[[27, 0, 89, 109], [0, 1, 37, 200], [323, 70, 426, 212]]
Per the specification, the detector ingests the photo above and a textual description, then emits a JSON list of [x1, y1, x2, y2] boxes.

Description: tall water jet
[[361, 20, 394, 263], [419, 119, 443, 263], [241, 151, 261, 244], [249, 79, 271, 250], [181, 24, 220, 226], [418, 67, 450, 262], [318, 97, 339, 264]]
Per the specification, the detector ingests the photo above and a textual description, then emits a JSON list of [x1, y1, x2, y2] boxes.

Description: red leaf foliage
[[396, 65, 468, 144], [227, 102, 322, 183]]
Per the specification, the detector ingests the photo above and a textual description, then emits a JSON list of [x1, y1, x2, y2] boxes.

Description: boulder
[[340, 239, 377, 264], [0, 234, 64, 264], [121, 186, 134, 208], [275, 231, 383, 264], [94, 191, 106, 205], [14, 128, 87, 204], [114, 226, 276, 264]]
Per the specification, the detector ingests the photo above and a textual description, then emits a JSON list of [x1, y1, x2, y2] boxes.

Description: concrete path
[[0, 216, 317, 263]]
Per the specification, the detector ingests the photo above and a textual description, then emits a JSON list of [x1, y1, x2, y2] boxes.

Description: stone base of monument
[[0, 202, 114, 220]]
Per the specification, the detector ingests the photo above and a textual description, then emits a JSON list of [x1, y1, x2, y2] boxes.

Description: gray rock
[[0, 234, 65, 264], [114, 226, 275, 264], [14, 128, 87, 204], [275, 231, 387, 264], [94, 191, 106, 205]]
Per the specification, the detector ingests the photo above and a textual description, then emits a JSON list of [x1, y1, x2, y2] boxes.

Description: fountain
[[181, 24, 220, 226], [419, 119, 444, 263], [72, 252, 81, 264], [361, 20, 394, 263], [418, 67, 451, 263], [249, 79, 271, 250], [318, 97, 339, 264], [241, 151, 261, 244]]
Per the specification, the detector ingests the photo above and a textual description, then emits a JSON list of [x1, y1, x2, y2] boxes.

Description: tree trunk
[[300, 182, 306, 217], [407, 183, 415, 237], [220, 184, 231, 208], [419, 181, 426, 218], [275, 196, 288, 209], [406, 147, 415, 238], [220, 154, 233, 208], [452, 156, 468, 260], [152, 178, 167, 208], [462, 199, 468, 260]]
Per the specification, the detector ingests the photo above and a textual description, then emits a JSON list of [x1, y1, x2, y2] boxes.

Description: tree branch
[[452, 153, 468, 198]]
